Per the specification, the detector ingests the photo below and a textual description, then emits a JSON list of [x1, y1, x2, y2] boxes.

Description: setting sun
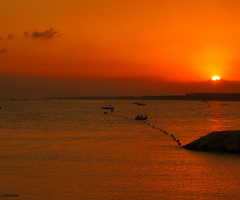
[[212, 76, 221, 81]]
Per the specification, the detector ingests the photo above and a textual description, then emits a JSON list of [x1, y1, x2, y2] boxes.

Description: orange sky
[[1, 0, 240, 98]]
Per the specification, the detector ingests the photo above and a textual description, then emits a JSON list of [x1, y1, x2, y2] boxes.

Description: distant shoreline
[[47, 92, 240, 101]]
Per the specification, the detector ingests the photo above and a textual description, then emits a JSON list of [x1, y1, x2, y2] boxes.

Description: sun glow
[[212, 76, 221, 81]]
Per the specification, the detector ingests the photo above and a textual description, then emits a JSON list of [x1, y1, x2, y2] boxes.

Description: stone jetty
[[183, 130, 240, 153]]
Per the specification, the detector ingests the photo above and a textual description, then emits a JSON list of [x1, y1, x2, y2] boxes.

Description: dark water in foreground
[[0, 100, 240, 199]]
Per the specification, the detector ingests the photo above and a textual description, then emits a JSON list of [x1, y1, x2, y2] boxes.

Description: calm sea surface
[[0, 100, 240, 199]]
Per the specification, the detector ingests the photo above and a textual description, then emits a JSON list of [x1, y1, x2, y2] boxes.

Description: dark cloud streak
[[24, 28, 59, 39], [0, 49, 6, 53]]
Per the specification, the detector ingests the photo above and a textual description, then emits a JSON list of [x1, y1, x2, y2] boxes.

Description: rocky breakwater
[[183, 130, 240, 153]]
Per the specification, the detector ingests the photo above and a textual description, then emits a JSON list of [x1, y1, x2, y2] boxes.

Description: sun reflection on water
[[207, 101, 226, 132]]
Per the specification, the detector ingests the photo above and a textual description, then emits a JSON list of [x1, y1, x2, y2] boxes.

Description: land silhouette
[[47, 93, 240, 101], [183, 130, 240, 153]]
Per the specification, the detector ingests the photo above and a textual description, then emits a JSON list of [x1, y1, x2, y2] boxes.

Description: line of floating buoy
[[108, 113, 130, 120], [104, 111, 182, 146], [136, 118, 182, 146]]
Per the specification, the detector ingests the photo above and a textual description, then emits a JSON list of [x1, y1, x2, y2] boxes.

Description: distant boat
[[201, 99, 208, 103], [135, 115, 147, 120], [137, 103, 146, 106], [134, 102, 146, 106], [101, 105, 114, 110]]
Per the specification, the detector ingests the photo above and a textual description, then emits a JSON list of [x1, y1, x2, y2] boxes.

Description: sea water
[[0, 100, 240, 200]]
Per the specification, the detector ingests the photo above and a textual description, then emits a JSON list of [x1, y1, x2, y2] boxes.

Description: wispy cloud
[[24, 28, 59, 39], [0, 33, 14, 40], [7, 33, 14, 40]]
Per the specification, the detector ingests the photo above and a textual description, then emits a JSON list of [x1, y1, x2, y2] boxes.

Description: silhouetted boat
[[137, 103, 146, 106], [135, 115, 147, 120], [134, 102, 146, 106], [201, 99, 208, 103], [101, 105, 114, 110]]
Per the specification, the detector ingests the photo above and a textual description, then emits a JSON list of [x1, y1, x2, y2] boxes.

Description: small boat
[[201, 99, 208, 103], [135, 115, 147, 120], [137, 103, 146, 106], [134, 102, 146, 106], [101, 105, 114, 110]]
